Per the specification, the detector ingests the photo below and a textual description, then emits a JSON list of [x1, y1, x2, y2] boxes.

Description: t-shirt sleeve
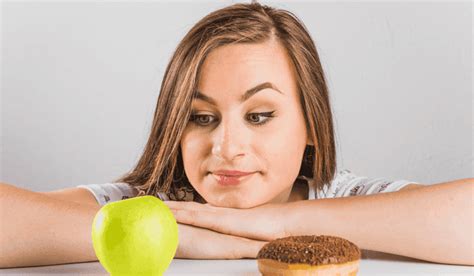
[[76, 183, 139, 206], [317, 169, 421, 199], [77, 183, 170, 206]]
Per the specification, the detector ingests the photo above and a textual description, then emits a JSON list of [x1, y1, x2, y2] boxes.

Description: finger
[[175, 223, 267, 259], [167, 201, 229, 227], [165, 201, 253, 238], [163, 200, 187, 209], [166, 200, 285, 241], [164, 200, 211, 211], [172, 208, 221, 231], [172, 207, 275, 241], [237, 237, 268, 259], [199, 233, 267, 259]]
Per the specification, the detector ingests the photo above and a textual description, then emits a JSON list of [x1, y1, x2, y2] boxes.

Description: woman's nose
[[211, 119, 245, 161]]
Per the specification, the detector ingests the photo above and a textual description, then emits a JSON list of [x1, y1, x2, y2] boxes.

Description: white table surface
[[1, 250, 472, 275]]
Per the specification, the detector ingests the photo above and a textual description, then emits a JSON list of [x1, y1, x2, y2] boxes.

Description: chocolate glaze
[[257, 235, 361, 266]]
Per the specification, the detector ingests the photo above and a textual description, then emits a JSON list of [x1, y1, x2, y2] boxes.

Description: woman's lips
[[213, 170, 254, 176], [212, 172, 256, 186]]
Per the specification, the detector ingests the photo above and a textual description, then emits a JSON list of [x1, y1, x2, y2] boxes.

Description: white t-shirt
[[77, 169, 420, 206]]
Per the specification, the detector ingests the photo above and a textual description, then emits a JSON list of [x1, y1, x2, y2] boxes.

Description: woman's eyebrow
[[193, 82, 283, 106]]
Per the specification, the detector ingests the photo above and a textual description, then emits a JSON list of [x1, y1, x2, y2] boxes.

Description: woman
[[1, 2, 472, 268], [77, 3, 472, 264]]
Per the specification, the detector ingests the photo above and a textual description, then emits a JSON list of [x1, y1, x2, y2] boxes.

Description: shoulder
[[317, 169, 420, 199], [315, 169, 357, 198]]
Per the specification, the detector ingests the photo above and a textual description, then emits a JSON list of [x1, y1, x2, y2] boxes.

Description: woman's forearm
[[286, 178, 473, 265], [0, 183, 100, 268]]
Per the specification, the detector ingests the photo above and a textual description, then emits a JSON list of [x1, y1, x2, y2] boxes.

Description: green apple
[[91, 195, 178, 276]]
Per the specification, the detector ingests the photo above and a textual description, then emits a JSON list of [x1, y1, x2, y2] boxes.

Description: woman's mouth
[[212, 172, 256, 186]]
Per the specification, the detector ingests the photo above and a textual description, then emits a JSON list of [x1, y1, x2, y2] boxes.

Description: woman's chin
[[205, 196, 262, 209]]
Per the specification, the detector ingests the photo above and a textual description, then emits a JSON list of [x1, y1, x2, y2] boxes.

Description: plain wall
[[1, 0, 472, 192]]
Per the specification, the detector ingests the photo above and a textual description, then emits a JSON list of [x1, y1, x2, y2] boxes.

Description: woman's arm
[[164, 178, 473, 264], [0, 183, 100, 268], [0, 182, 268, 267], [287, 178, 474, 265]]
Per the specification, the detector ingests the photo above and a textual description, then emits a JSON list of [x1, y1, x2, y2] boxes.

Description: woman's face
[[180, 40, 312, 208]]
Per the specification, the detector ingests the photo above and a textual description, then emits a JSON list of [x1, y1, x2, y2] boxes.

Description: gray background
[[1, 0, 472, 192]]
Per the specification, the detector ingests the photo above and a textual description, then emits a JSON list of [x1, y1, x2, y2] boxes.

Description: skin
[[180, 39, 313, 209], [167, 178, 474, 265], [171, 38, 473, 265]]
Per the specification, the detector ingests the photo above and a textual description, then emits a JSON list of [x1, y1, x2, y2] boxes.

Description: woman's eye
[[189, 114, 215, 126], [246, 112, 275, 125], [189, 111, 275, 127]]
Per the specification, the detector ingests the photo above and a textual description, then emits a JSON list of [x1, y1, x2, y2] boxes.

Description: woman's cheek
[[181, 138, 202, 183]]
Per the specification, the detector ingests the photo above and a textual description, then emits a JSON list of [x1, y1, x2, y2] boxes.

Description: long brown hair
[[114, 2, 337, 201]]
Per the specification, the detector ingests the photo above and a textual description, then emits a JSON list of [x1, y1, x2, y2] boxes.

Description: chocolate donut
[[257, 235, 361, 275]]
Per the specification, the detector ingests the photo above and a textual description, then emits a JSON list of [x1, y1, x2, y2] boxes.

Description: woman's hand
[[175, 223, 267, 259], [165, 201, 290, 242]]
